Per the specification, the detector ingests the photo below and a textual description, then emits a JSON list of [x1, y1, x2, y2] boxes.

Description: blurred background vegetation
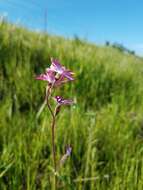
[[1, 20, 143, 189]]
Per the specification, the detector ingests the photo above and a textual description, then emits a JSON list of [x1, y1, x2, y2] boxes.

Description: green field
[[1, 20, 143, 189]]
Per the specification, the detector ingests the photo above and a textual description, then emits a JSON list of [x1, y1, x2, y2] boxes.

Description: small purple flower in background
[[54, 96, 74, 106], [66, 146, 72, 156], [60, 146, 72, 166]]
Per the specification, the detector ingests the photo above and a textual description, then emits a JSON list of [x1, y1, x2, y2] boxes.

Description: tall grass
[[0, 20, 143, 189]]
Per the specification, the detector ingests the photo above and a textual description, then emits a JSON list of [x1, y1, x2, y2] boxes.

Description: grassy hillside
[[1, 20, 143, 189]]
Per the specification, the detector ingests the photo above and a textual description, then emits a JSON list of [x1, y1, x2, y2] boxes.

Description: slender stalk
[[46, 85, 57, 190]]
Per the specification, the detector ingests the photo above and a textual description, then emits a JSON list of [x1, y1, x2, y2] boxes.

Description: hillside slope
[[1, 21, 143, 189]]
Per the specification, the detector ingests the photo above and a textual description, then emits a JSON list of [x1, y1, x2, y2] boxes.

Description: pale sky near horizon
[[0, 0, 143, 55]]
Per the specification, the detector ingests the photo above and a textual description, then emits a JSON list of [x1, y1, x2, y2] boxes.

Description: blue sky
[[0, 0, 143, 55]]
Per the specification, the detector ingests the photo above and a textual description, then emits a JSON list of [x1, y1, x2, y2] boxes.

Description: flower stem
[[46, 85, 57, 190]]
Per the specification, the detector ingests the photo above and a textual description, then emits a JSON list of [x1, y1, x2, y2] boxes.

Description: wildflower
[[50, 58, 74, 81], [66, 146, 72, 156], [47, 68, 73, 87], [60, 146, 72, 166], [36, 58, 74, 87], [54, 96, 73, 105], [35, 57, 75, 187]]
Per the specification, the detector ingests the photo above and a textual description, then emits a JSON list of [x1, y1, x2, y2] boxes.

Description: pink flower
[[36, 70, 72, 87], [36, 69, 55, 84], [50, 58, 74, 81], [54, 96, 73, 105], [36, 58, 74, 87]]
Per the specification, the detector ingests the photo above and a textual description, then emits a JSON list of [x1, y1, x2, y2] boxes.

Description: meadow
[[1, 20, 143, 189]]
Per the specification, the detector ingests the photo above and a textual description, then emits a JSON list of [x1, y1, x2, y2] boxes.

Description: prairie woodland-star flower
[[35, 57, 75, 183], [54, 96, 74, 105], [36, 58, 74, 87], [45, 68, 73, 87], [50, 58, 74, 81]]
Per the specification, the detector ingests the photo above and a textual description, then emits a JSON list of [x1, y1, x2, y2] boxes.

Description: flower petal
[[50, 58, 64, 74], [36, 74, 49, 81], [54, 96, 74, 105], [66, 147, 72, 156], [50, 58, 74, 81], [36, 70, 56, 84]]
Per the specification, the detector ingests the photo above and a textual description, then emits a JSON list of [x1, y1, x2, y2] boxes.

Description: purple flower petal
[[60, 147, 72, 166], [50, 58, 74, 81], [54, 96, 74, 105], [54, 74, 71, 87], [36, 70, 55, 84], [62, 70, 74, 81], [50, 58, 64, 74], [66, 147, 72, 156]]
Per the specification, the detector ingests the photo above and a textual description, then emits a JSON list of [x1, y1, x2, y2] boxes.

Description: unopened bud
[[54, 105, 61, 116]]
